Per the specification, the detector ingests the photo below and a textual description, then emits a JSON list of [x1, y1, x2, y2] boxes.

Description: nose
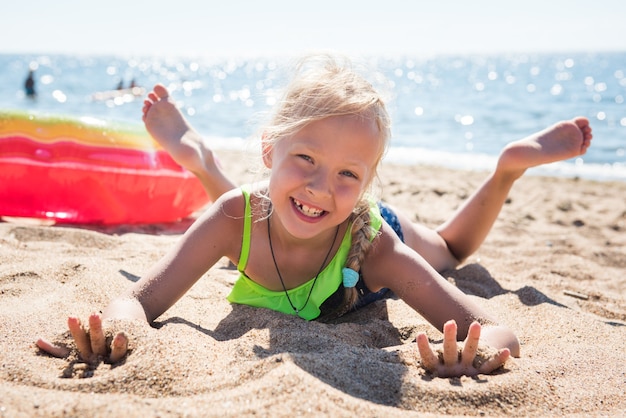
[[305, 167, 332, 197]]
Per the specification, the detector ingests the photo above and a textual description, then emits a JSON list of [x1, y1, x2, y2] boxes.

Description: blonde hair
[[328, 199, 378, 320], [262, 54, 391, 150], [260, 54, 391, 319]]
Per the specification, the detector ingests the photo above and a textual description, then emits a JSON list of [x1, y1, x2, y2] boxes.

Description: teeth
[[293, 198, 324, 217]]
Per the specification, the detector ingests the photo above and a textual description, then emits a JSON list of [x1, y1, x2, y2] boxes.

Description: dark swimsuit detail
[[378, 201, 405, 242]]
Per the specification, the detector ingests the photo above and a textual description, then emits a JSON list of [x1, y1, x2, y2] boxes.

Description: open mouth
[[291, 197, 326, 218]]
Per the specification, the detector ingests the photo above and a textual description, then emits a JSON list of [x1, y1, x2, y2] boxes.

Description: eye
[[340, 170, 358, 179], [297, 154, 313, 163]]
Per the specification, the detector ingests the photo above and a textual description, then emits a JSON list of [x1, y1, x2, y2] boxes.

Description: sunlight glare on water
[[1, 51, 625, 181]]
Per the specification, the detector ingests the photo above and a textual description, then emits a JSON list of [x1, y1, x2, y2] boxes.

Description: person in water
[[37, 54, 592, 378], [24, 70, 36, 97]]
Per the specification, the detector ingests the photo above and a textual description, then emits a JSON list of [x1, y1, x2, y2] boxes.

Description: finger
[[478, 348, 511, 374], [461, 321, 481, 367], [416, 333, 439, 371], [88, 313, 107, 357], [109, 332, 129, 364], [67, 317, 93, 361], [35, 337, 70, 358], [442, 320, 459, 366]]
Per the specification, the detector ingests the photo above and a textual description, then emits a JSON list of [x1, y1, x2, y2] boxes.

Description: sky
[[3, 0, 626, 58]]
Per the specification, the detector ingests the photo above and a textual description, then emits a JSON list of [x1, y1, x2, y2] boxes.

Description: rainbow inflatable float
[[0, 110, 209, 224]]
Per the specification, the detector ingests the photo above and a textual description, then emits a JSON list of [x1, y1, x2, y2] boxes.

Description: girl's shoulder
[[209, 182, 269, 222], [191, 184, 268, 262]]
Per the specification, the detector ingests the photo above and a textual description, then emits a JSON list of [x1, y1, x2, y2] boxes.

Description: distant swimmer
[[91, 78, 146, 102], [24, 70, 36, 98]]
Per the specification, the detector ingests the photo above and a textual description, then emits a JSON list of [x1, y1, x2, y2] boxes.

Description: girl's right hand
[[36, 313, 128, 364]]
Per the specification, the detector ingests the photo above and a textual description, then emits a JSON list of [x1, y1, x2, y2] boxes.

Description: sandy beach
[[1, 149, 625, 417]]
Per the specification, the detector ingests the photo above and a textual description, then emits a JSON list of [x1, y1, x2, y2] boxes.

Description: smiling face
[[263, 114, 384, 241]]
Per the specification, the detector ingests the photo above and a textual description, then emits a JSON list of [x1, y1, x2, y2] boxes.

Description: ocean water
[[1, 52, 625, 181]]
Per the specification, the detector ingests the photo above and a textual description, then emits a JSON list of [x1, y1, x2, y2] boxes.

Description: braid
[[324, 198, 375, 320]]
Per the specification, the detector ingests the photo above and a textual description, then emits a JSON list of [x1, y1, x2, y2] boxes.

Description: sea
[[1, 51, 625, 181]]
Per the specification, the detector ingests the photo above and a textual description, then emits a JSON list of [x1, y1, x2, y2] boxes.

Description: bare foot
[[496, 117, 593, 179], [142, 84, 236, 200]]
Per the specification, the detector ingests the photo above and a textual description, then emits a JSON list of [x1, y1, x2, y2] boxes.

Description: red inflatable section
[[0, 110, 210, 224]]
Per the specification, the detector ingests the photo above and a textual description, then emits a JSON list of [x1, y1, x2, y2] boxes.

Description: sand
[[1, 149, 625, 417]]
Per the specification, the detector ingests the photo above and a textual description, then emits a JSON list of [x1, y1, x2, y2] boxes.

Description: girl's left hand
[[416, 320, 510, 378]]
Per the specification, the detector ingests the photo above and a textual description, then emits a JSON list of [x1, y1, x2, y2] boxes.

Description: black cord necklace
[[267, 213, 339, 315]]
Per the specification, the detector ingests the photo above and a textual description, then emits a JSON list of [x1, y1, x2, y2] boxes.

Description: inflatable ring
[[0, 110, 209, 224]]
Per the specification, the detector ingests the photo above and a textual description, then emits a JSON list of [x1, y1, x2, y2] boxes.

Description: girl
[[37, 54, 592, 378]]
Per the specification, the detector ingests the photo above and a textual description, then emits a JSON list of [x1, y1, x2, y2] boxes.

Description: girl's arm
[[362, 222, 520, 376], [36, 189, 245, 362], [115, 188, 245, 322]]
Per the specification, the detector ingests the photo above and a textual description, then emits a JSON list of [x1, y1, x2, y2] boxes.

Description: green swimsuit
[[227, 186, 382, 320]]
